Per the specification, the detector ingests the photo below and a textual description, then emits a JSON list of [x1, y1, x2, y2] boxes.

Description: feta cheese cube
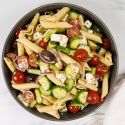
[[80, 35, 87, 45], [51, 34, 68, 47], [33, 32, 42, 40], [84, 20, 92, 28], [56, 73, 66, 83]]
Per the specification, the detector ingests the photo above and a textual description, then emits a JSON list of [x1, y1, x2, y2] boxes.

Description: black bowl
[[2, 3, 118, 121]]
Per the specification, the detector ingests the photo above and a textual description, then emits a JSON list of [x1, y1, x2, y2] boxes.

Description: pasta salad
[[4, 7, 113, 119]]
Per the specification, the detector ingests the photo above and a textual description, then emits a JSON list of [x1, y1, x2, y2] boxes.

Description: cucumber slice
[[38, 76, 51, 90], [71, 99, 83, 106], [27, 68, 41, 75], [52, 86, 68, 99], [65, 79, 74, 91], [77, 91, 88, 104], [69, 50, 76, 56], [69, 36, 81, 49], [34, 89, 42, 104], [47, 41, 58, 49], [29, 100, 37, 108], [40, 87, 51, 96], [68, 11, 78, 20], [49, 64, 58, 73], [57, 46, 70, 54], [91, 67, 96, 74]]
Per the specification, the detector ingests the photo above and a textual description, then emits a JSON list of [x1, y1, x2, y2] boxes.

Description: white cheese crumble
[[84, 20, 92, 28], [85, 73, 98, 87], [51, 34, 68, 47], [56, 73, 66, 83], [33, 32, 42, 41]]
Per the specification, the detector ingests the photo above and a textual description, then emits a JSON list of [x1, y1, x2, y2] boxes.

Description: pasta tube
[[81, 30, 102, 43], [24, 45, 33, 55], [4, 57, 15, 72], [101, 72, 110, 98], [40, 21, 72, 29], [17, 42, 25, 56]]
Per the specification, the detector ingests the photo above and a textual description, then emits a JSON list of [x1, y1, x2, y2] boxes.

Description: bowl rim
[[1, 2, 119, 121]]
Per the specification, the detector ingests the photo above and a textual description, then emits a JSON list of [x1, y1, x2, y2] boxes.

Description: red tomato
[[15, 28, 24, 38], [89, 55, 100, 66], [74, 49, 88, 62], [67, 27, 81, 38], [96, 63, 108, 76], [97, 97, 104, 104], [12, 70, 26, 83], [87, 91, 100, 104], [102, 37, 110, 49], [39, 39, 48, 49], [28, 53, 38, 68], [68, 102, 80, 113], [17, 56, 29, 72], [22, 91, 35, 103], [69, 19, 81, 29]]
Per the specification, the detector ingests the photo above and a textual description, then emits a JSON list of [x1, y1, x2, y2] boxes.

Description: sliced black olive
[[26, 75, 38, 82], [39, 50, 56, 64]]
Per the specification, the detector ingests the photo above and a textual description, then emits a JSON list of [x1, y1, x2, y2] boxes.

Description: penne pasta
[[42, 98, 52, 106], [24, 13, 40, 36], [12, 82, 39, 90], [78, 79, 98, 91], [17, 42, 25, 56], [80, 30, 102, 43], [4, 57, 16, 72], [78, 14, 84, 26], [24, 45, 33, 55], [40, 21, 72, 29], [45, 110, 60, 119], [42, 95, 56, 104], [17, 32, 43, 53], [84, 62, 91, 71], [101, 72, 110, 98]]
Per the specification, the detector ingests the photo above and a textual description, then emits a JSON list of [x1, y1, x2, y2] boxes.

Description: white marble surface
[[0, 0, 125, 124]]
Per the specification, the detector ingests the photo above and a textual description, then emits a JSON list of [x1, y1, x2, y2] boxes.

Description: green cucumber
[[52, 86, 68, 99], [65, 79, 74, 91], [71, 99, 83, 106], [69, 50, 76, 56], [49, 64, 58, 73], [57, 46, 70, 54], [35, 89, 42, 104], [40, 87, 51, 96], [77, 91, 88, 104], [69, 36, 81, 49], [29, 100, 37, 108], [27, 68, 41, 75], [38, 76, 51, 90], [47, 41, 58, 49], [68, 11, 78, 20]]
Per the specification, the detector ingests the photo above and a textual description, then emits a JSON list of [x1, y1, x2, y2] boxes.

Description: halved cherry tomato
[[68, 102, 80, 113], [97, 97, 104, 104], [102, 37, 110, 50], [17, 56, 29, 72], [69, 19, 81, 29], [28, 53, 38, 68], [15, 28, 24, 38], [22, 91, 34, 103], [74, 49, 88, 62], [39, 39, 48, 49], [89, 55, 100, 66], [67, 27, 81, 38], [96, 63, 108, 76], [87, 91, 100, 104], [12, 70, 26, 83]]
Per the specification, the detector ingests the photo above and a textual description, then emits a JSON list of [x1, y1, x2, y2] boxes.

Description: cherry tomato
[[28, 53, 38, 68], [15, 28, 24, 38], [68, 102, 80, 113], [67, 27, 81, 38], [89, 55, 100, 66], [87, 91, 100, 104], [74, 49, 88, 62], [17, 56, 29, 72], [69, 19, 81, 29], [12, 70, 26, 83], [97, 97, 104, 104], [39, 39, 48, 49], [22, 91, 35, 103], [102, 37, 110, 49], [96, 63, 108, 76]]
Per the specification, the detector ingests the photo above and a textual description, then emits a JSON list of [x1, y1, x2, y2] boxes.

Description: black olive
[[26, 75, 38, 82], [39, 50, 56, 64]]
